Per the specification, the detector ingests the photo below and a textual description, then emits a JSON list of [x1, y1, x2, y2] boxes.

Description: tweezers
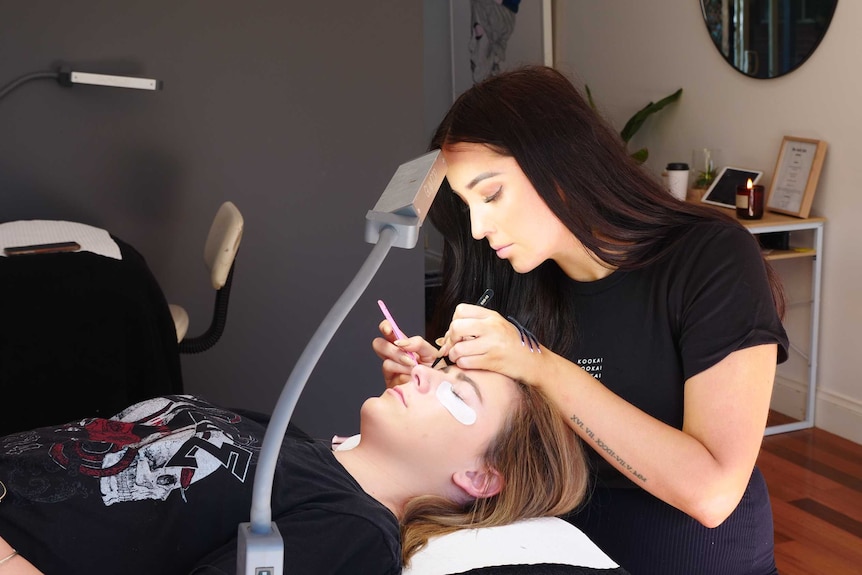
[[506, 315, 541, 353], [435, 289, 494, 367]]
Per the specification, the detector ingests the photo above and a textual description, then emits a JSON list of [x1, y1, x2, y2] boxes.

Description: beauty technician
[[374, 65, 788, 575]]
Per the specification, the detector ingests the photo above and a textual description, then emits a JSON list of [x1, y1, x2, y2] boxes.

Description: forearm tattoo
[[571, 414, 647, 483]]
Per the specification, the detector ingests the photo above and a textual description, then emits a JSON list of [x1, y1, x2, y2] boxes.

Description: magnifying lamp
[[237, 149, 447, 575]]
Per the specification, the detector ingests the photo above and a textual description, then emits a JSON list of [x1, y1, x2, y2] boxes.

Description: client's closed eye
[[446, 385, 466, 404], [437, 380, 477, 425]]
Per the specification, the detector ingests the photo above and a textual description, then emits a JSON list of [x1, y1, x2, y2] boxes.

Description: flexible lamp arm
[[237, 150, 446, 575]]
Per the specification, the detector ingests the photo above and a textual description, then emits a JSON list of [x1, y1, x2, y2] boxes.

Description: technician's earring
[[0, 479, 6, 503], [506, 316, 541, 353]]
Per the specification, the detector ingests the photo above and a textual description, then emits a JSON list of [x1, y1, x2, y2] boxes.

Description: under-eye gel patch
[[436, 380, 477, 425]]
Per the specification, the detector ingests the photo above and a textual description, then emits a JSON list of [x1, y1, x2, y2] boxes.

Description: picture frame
[[449, 0, 553, 101], [700, 166, 764, 210], [766, 136, 828, 218]]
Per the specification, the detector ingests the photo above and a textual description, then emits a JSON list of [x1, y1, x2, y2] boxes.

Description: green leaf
[[620, 88, 683, 143], [585, 84, 597, 111], [630, 148, 649, 164]]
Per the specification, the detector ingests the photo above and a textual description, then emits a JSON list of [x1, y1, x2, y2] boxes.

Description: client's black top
[[0, 395, 400, 575]]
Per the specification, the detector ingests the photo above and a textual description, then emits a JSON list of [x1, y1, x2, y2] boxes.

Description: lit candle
[[736, 178, 764, 219]]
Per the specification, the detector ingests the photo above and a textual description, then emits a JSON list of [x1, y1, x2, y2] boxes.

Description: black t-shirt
[[564, 221, 788, 485], [0, 395, 400, 575], [563, 221, 788, 574]]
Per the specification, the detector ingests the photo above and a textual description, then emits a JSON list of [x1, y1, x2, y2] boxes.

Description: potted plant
[[585, 86, 683, 164], [691, 147, 719, 189]]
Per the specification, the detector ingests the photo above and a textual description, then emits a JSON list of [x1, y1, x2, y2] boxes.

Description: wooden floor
[[758, 415, 862, 574]]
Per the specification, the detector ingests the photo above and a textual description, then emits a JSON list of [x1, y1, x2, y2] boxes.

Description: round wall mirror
[[700, 0, 837, 79]]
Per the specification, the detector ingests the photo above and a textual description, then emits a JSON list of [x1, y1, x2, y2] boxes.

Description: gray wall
[[0, 1, 428, 438]]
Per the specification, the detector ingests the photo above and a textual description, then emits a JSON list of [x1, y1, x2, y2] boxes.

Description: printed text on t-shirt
[[576, 357, 603, 380]]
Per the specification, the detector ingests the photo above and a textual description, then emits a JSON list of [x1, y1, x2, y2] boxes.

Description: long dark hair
[[427, 65, 784, 353]]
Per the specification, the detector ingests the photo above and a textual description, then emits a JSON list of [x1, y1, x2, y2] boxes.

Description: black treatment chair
[[0, 221, 183, 436]]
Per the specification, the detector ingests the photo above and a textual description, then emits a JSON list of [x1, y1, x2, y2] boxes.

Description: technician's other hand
[[373, 320, 438, 388]]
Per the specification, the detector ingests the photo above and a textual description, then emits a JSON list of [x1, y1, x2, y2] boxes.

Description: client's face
[[361, 363, 520, 478]]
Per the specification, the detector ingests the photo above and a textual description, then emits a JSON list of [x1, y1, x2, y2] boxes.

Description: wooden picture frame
[[766, 136, 827, 218]]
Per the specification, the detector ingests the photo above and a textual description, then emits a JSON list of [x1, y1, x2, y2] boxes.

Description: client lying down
[[0, 363, 627, 574]]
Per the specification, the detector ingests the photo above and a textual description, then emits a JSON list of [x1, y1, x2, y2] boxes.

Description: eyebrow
[[441, 366, 483, 403], [466, 171, 501, 190]]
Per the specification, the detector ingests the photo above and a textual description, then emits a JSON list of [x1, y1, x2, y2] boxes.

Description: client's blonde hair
[[400, 383, 588, 565]]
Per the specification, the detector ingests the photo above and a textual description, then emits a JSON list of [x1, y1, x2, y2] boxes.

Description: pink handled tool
[[377, 299, 418, 364]]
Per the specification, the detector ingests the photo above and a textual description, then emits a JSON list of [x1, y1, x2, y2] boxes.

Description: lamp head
[[57, 66, 162, 91], [365, 150, 447, 249]]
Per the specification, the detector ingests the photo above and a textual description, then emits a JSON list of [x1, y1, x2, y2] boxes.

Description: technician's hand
[[436, 304, 542, 384], [373, 320, 438, 388]]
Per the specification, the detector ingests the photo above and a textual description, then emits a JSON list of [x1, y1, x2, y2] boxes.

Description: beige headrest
[[203, 201, 244, 290]]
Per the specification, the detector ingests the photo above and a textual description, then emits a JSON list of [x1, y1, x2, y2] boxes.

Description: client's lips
[[389, 386, 407, 406]]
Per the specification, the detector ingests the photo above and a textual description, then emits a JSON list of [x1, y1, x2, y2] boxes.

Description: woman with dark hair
[[375, 65, 788, 574]]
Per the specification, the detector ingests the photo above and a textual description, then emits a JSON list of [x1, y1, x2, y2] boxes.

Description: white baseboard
[[771, 376, 807, 421], [815, 388, 862, 445], [770, 378, 862, 446]]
